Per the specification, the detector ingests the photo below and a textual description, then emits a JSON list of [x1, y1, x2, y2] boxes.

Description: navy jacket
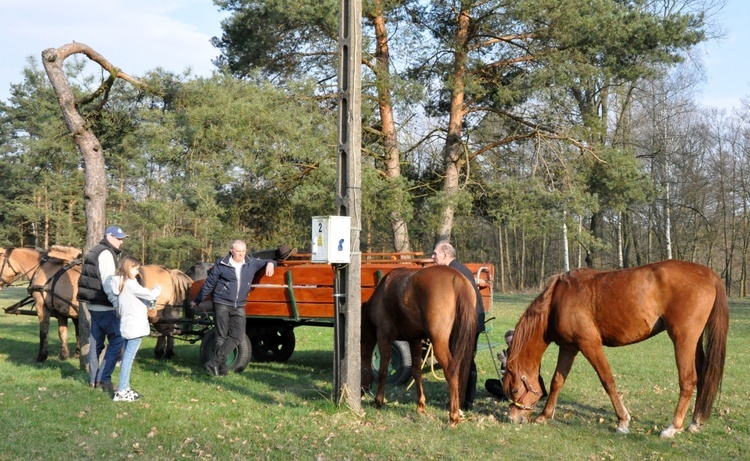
[[193, 253, 276, 308]]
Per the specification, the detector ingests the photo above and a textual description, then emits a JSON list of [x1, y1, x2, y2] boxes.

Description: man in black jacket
[[432, 241, 485, 411], [191, 240, 276, 376], [78, 225, 127, 392]]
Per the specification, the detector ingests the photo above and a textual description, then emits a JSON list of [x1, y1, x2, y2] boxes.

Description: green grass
[[1, 286, 748, 460]]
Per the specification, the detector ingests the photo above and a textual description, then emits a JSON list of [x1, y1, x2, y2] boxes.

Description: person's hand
[[265, 262, 275, 277]]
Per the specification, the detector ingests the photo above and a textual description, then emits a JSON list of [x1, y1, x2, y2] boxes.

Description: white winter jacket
[[104, 275, 161, 340]]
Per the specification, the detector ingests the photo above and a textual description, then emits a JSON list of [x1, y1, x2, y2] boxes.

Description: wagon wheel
[[371, 340, 412, 386], [250, 328, 296, 362], [199, 328, 252, 373]]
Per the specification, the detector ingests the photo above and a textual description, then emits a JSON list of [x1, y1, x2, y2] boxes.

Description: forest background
[[2, 0, 749, 296]]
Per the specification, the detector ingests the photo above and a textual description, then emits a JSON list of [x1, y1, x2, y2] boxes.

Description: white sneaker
[[113, 388, 141, 402]]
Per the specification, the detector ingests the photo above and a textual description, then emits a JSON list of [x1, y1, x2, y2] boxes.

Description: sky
[[0, 0, 747, 111]]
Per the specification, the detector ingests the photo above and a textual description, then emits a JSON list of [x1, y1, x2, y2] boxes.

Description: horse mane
[[507, 274, 560, 364], [47, 245, 82, 262], [169, 269, 193, 303]]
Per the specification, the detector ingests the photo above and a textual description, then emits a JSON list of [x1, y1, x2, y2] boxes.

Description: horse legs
[[166, 335, 175, 360], [660, 334, 700, 439], [430, 337, 461, 427], [537, 345, 578, 424], [374, 337, 393, 408], [72, 317, 81, 359], [35, 303, 50, 362], [155, 335, 166, 360], [57, 316, 70, 361], [408, 340, 426, 415], [578, 341, 631, 434], [360, 333, 376, 394]]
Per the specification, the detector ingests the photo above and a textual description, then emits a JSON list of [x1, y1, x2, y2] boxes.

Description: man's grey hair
[[435, 241, 456, 258]]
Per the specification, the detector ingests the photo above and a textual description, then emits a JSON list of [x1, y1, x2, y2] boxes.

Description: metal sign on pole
[[334, 0, 362, 412]]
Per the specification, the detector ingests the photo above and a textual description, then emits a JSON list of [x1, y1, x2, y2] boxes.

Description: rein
[[510, 374, 542, 411], [0, 248, 42, 288]]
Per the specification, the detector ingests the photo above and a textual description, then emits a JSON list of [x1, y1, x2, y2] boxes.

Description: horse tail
[[448, 275, 478, 400], [169, 270, 193, 306], [694, 274, 729, 422]]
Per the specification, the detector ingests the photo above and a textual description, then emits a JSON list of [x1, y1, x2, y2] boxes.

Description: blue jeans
[[117, 337, 142, 392], [89, 310, 124, 386]]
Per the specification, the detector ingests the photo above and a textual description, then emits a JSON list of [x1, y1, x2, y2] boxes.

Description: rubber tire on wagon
[[199, 328, 252, 373], [250, 328, 296, 362], [371, 340, 412, 386]]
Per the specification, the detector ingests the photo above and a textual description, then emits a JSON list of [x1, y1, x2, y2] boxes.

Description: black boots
[[462, 366, 478, 410]]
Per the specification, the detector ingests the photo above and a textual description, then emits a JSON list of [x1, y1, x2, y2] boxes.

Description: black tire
[[250, 328, 296, 362], [371, 340, 412, 386], [199, 328, 252, 373]]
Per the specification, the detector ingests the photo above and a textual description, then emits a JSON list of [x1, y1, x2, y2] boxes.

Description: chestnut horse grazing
[[502, 260, 728, 438], [138, 265, 193, 360], [361, 265, 477, 427], [1, 246, 83, 361]]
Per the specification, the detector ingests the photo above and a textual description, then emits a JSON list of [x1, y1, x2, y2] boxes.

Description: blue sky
[[0, 0, 747, 111]]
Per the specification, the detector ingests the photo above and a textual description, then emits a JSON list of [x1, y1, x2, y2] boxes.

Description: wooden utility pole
[[333, 0, 362, 412]]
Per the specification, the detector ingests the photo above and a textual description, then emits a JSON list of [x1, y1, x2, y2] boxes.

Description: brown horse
[[361, 265, 477, 427], [502, 260, 729, 438], [1, 246, 83, 361], [138, 265, 193, 360]]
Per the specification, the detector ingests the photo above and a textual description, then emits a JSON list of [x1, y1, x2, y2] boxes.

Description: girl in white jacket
[[104, 256, 161, 402]]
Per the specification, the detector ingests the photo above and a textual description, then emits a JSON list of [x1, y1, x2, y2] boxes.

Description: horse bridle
[[509, 373, 542, 411], [0, 248, 35, 288]]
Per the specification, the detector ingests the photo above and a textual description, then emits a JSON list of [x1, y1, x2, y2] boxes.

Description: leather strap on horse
[[0, 247, 42, 288], [510, 374, 542, 411], [28, 257, 82, 313]]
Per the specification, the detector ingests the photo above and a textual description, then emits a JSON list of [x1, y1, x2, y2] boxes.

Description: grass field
[[1, 286, 748, 460]]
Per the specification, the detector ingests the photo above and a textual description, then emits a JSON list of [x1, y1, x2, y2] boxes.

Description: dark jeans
[[211, 302, 246, 369], [462, 332, 481, 410], [89, 310, 124, 385]]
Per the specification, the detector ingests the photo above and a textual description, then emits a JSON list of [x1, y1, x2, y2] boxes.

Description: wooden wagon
[[182, 252, 495, 381]]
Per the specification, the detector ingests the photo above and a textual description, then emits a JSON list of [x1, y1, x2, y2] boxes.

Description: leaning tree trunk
[[42, 42, 145, 253], [42, 42, 145, 370]]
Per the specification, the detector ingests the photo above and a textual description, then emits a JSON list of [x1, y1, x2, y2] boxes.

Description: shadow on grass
[[0, 323, 84, 381]]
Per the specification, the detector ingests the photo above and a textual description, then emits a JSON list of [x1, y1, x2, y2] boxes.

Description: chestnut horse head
[[502, 260, 728, 438], [361, 265, 477, 428]]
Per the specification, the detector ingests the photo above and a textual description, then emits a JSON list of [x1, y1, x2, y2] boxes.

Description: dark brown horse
[[361, 265, 477, 427], [1, 246, 83, 361], [138, 265, 193, 360], [502, 260, 729, 438]]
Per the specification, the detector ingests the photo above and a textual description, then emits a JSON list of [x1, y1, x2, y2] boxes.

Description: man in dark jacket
[[191, 240, 276, 376], [78, 225, 127, 392], [432, 241, 485, 411]]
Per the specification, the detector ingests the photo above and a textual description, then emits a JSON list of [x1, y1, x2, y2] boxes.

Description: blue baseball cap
[[105, 225, 128, 239]]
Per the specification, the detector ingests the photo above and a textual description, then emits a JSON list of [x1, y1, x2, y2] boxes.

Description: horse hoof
[[688, 422, 701, 434], [659, 425, 682, 439], [36, 354, 48, 362], [615, 426, 629, 435]]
